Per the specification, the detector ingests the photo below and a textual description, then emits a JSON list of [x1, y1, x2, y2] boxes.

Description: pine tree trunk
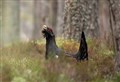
[[33, 0, 42, 40], [49, 0, 58, 34], [56, 0, 64, 36], [63, 0, 81, 40], [98, 0, 114, 47], [109, 0, 120, 72], [2, 0, 20, 45], [20, 0, 34, 41], [0, 0, 2, 47], [63, 0, 99, 41]]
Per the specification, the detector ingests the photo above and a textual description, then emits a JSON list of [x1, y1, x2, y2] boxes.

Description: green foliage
[[113, 73, 120, 82], [11, 77, 26, 82], [1, 38, 119, 82]]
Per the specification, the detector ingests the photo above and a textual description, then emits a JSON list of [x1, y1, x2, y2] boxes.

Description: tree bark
[[49, 0, 58, 34], [109, 0, 120, 72], [56, 0, 64, 36], [63, 0, 81, 40], [98, 0, 113, 47], [63, 0, 99, 41]]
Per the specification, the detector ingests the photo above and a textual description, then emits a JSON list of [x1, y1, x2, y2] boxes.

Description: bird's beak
[[42, 25, 47, 38], [42, 25, 47, 30]]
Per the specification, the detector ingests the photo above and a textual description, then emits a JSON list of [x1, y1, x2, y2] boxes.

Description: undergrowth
[[1, 38, 120, 82]]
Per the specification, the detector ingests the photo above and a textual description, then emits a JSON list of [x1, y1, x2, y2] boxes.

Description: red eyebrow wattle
[[48, 28, 53, 32]]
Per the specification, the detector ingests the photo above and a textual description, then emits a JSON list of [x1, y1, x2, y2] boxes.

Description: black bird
[[42, 25, 88, 61], [74, 31, 88, 61], [42, 25, 61, 59]]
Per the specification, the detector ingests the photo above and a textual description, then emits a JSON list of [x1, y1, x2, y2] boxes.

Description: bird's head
[[42, 25, 54, 38]]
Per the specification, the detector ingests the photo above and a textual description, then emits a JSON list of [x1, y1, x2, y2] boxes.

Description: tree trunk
[[49, 0, 58, 34], [2, 0, 20, 45], [33, 0, 42, 40], [0, 0, 2, 47], [20, 0, 34, 41], [63, 0, 99, 41], [56, 0, 64, 36], [63, 0, 81, 40], [98, 0, 113, 47], [109, 0, 120, 72]]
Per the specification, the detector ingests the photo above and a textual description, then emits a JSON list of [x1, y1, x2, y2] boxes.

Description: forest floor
[[1, 38, 120, 82]]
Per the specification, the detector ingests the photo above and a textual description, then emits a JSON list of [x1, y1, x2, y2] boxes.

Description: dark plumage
[[74, 31, 88, 61], [42, 25, 61, 59], [42, 25, 88, 61]]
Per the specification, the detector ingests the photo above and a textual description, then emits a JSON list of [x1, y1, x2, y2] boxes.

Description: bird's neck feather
[[46, 36, 57, 47]]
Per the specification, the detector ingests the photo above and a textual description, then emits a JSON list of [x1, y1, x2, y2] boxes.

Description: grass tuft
[[1, 38, 119, 82]]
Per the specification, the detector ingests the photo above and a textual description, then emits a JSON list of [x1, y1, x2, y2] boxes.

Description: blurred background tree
[[2, 0, 20, 45], [1, 0, 64, 45]]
